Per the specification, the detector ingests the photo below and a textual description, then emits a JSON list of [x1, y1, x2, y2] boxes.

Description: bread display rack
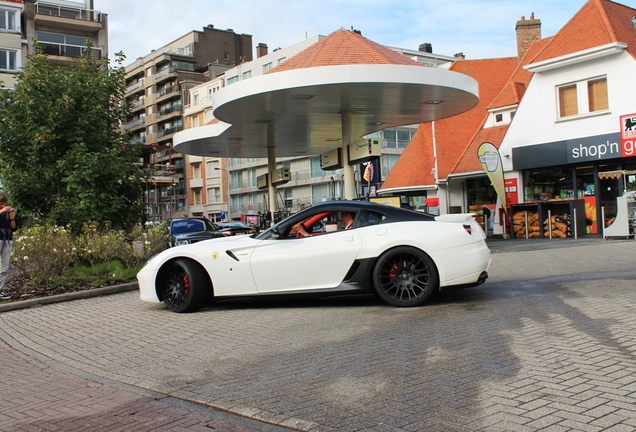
[[510, 199, 586, 239]]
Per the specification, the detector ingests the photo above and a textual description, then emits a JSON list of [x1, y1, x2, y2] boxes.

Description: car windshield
[[171, 219, 215, 234]]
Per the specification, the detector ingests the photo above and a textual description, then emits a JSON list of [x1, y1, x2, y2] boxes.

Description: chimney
[[256, 42, 268, 58], [516, 12, 541, 60], [419, 43, 432, 53], [454, 52, 465, 60]]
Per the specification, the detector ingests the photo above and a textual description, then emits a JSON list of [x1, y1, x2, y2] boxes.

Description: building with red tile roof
[[381, 0, 636, 239]]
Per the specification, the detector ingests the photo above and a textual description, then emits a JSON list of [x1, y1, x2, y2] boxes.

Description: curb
[[0, 282, 139, 313]]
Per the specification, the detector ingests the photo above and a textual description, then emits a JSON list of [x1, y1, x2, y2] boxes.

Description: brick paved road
[[1, 238, 636, 431]]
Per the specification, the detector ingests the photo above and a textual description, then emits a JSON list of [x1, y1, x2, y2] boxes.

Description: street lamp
[[214, 165, 231, 221]]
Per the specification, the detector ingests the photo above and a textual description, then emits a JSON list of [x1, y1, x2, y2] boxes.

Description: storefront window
[[523, 167, 573, 201], [467, 177, 497, 232]]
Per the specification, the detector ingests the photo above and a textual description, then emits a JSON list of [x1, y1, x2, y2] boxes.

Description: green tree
[[0, 44, 146, 231]]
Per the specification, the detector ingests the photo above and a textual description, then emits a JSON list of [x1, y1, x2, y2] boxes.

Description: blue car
[[169, 217, 225, 247]]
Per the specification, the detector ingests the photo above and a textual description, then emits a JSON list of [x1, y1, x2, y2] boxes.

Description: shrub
[[12, 225, 75, 284], [11, 221, 169, 285]]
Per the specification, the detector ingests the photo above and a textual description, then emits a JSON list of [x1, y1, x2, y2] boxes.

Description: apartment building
[[124, 25, 252, 221], [182, 36, 456, 224], [0, 0, 22, 89]]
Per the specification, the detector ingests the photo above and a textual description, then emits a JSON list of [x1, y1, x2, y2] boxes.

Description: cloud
[[103, 0, 626, 64]]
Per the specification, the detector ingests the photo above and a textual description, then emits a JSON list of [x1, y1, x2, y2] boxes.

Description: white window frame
[[0, 48, 18, 71], [0, 8, 19, 32], [556, 75, 609, 121]]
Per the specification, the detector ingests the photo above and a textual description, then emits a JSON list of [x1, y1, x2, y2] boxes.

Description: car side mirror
[[271, 227, 281, 239]]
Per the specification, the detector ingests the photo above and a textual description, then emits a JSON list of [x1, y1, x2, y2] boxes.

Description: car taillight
[[223, 231, 231, 236], [463, 224, 472, 234]]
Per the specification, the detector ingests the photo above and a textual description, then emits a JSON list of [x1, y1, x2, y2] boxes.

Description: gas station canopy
[[174, 30, 479, 159]]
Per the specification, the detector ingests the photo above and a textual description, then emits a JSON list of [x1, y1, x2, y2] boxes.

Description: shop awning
[[598, 170, 636, 179]]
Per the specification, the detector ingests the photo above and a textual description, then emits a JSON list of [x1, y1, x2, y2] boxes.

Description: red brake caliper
[[182, 274, 190, 297], [389, 263, 399, 280]]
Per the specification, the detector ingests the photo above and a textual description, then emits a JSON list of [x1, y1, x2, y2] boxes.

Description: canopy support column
[[342, 110, 356, 200], [267, 138, 277, 227]]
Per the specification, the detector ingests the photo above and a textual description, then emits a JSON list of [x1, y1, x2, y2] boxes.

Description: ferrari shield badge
[[212, 252, 219, 260]]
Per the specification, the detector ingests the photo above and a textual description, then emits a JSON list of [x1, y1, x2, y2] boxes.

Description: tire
[[373, 247, 439, 307], [160, 259, 210, 313]]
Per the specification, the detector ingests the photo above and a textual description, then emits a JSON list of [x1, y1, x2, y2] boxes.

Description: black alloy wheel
[[373, 247, 438, 307], [161, 259, 209, 313]]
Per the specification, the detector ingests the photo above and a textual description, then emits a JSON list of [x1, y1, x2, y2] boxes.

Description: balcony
[[125, 118, 145, 130], [156, 104, 182, 119], [40, 42, 101, 60], [130, 136, 146, 145], [155, 62, 197, 82], [157, 125, 183, 138], [35, 2, 103, 32], [36, 2, 103, 22], [126, 79, 144, 93], [156, 84, 180, 100]]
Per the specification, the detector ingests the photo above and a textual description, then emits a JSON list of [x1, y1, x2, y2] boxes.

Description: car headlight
[[174, 239, 191, 246]]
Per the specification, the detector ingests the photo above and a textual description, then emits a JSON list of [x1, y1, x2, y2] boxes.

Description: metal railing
[[157, 125, 183, 138], [35, 2, 103, 23], [157, 104, 182, 118], [126, 80, 143, 93], [157, 84, 179, 98], [125, 118, 145, 129], [40, 42, 101, 60]]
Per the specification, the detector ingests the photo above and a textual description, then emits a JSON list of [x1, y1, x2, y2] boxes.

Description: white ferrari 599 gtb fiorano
[[138, 200, 491, 313]]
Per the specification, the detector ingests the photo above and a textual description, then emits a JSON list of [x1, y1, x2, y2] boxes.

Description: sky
[[103, 0, 636, 66]]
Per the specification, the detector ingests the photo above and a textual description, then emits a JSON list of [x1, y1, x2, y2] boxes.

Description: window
[[495, 113, 503, 123], [277, 57, 286, 65], [558, 84, 578, 117], [36, 31, 94, 58], [192, 163, 201, 179], [207, 187, 220, 203], [247, 168, 257, 187], [207, 160, 220, 177], [0, 49, 17, 71], [242, 70, 252, 80], [382, 154, 400, 175], [0, 9, 17, 31], [382, 128, 415, 148], [193, 189, 202, 206], [588, 78, 608, 112], [263, 62, 272, 73], [230, 171, 241, 189], [227, 75, 238, 84], [193, 92, 199, 105], [557, 77, 608, 119]]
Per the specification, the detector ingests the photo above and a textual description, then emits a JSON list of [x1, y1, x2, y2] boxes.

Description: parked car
[[216, 221, 259, 236], [169, 217, 225, 247], [139, 200, 491, 313]]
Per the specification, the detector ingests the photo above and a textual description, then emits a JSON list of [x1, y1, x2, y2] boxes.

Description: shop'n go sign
[[620, 113, 636, 157]]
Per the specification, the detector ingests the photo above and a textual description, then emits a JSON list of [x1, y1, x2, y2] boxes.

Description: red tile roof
[[2, 0, 23, 3], [381, 57, 518, 191], [531, 0, 636, 62], [268, 29, 423, 73], [380, 123, 437, 189]]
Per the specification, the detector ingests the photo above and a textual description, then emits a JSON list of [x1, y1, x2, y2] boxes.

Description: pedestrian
[[0, 192, 16, 299]]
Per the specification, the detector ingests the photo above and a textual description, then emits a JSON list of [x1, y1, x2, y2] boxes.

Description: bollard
[[133, 240, 144, 257]]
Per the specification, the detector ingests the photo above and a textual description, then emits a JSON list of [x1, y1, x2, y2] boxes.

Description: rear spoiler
[[434, 213, 486, 239], [434, 213, 475, 223]]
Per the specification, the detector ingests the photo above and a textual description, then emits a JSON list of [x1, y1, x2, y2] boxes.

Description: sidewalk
[[1, 236, 635, 431], [0, 327, 292, 431]]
